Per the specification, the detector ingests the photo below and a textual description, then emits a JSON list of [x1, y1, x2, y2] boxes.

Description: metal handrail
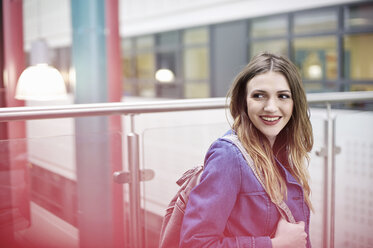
[[0, 91, 372, 122]]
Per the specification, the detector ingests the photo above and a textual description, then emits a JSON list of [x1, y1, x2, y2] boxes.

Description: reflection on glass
[[123, 79, 136, 96], [136, 35, 154, 50], [252, 16, 287, 38], [294, 9, 337, 34], [183, 27, 208, 45], [344, 34, 373, 80], [350, 84, 373, 92], [121, 39, 135, 96], [251, 39, 287, 56], [122, 56, 133, 78], [184, 48, 208, 81], [156, 52, 176, 82], [184, 82, 209, 98], [344, 3, 373, 29], [136, 52, 156, 97], [303, 82, 324, 92], [294, 36, 337, 81], [183, 27, 209, 98], [139, 82, 155, 97], [122, 38, 132, 52], [159, 31, 180, 47], [136, 53, 155, 80]]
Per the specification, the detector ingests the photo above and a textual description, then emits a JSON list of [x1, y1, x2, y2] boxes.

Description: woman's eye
[[279, 94, 291, 99], [253, 93, 265, 99]]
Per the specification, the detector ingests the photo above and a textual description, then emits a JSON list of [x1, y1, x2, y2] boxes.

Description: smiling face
[[246, 71, 294, 147]]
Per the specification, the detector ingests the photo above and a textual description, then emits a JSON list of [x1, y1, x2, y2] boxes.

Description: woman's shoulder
[[202, 130, 265, 192], [204, 130, 244, 168], [207, 130, 237, 151]]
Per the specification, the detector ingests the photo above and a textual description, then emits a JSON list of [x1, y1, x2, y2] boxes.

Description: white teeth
[[261, 116, 280, 122]]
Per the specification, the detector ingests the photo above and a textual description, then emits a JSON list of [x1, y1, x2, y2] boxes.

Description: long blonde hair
[[228, 52, 313, 210]]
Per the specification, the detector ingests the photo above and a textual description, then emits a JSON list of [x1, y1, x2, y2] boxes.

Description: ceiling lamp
[[16, 63, 67, 101], [155, 68, 175, 83], [15, 39, 67, 101]]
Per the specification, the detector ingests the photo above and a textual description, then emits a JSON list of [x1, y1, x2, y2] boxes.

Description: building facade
[[119, 0, 373, 99], [23, 0, 373, 100]]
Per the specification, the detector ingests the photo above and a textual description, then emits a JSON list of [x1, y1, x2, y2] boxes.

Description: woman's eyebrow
[[250, 89, 267, 93], [277, 90, 291, 93], [250, 89, 291, 93]]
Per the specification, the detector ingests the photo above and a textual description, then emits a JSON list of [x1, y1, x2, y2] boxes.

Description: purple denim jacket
[[180, 133, 311, 248]]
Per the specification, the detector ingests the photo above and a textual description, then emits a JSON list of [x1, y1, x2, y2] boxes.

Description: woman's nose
[[263, 98, 278, 112]]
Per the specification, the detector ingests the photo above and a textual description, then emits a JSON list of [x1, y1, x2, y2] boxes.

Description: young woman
[[180, 52, 313, 248]]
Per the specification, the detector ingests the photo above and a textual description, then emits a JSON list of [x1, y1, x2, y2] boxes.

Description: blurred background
[[0, 0, 372, 247]]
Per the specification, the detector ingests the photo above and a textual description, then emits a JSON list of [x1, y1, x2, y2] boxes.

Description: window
[[252, 16, 287, 38], [250, 16, 288, 56], [155, 31, 181, 98], [293, 9, 338, 34], [121, 38, 135, 96], [135, 36, 155, 97], [344, 34, 373, 81], [183, 27, 210, 98], [343, 3, 373, 91], [344, 3, 373, 30], [294, 36, 337, 91], [251, 39, 288, 57]]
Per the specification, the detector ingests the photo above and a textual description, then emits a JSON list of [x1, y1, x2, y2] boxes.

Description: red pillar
[[1, 0, 29, 247], [105, 0, 125, 247], [3, 0, 25, 110]]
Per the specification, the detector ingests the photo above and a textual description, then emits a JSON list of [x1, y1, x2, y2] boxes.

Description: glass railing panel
[[308, 108, 327, 248], [139, 109, 230, 247], [0, 131, 125, 248], [334, 110, 373, 247]]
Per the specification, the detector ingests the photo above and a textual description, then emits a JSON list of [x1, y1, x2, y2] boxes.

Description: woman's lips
[[260, 116, 281, 125]]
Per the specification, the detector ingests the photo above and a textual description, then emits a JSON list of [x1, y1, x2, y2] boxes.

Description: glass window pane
[[344, 34, 373, 80], [121, 39, 134, 79], [122, 56, 133, 78], [344, 3, 373, 29], [251, 39, 288, 57], [123, 80, 136, 96], [136, 35, 154, 50], [135, 53, 155, 79], [294, 36, 337, 81], [184, 82, 209, 98], [252, 16, 287, 38], [303, 82, 324, 92], [138, 82, 155, 97], [184, 27, 208, 45], [350, 84, 373, 91], [122, 38, 132, 52], [184, 47, 209, 80], [157, 52, 176, 71], [158, 31, 179, 47], [155, 52, 177, 83], [294, 9, 338, 34]]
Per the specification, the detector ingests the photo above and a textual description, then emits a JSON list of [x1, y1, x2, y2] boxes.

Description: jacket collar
[[275, 157, 300, 186]]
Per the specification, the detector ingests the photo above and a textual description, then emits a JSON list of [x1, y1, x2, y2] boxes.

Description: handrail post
[[322, 103, 338, 248], [113, 114, 154, 247], [127, 115, 143, 248]]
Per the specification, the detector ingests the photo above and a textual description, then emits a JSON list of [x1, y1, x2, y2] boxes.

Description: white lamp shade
[[16, 63, 67, 101], [155, 69, 175, 83]]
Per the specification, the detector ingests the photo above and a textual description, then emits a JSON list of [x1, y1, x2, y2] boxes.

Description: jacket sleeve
[[179, 139, 272, 248]]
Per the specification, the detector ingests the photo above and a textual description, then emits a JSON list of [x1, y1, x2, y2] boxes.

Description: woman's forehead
[[246, 71, 290, 92]]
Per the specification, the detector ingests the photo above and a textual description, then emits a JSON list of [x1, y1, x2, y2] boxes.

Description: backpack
[[158, 134, 295, 248], [158, 165, 203, 248]]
